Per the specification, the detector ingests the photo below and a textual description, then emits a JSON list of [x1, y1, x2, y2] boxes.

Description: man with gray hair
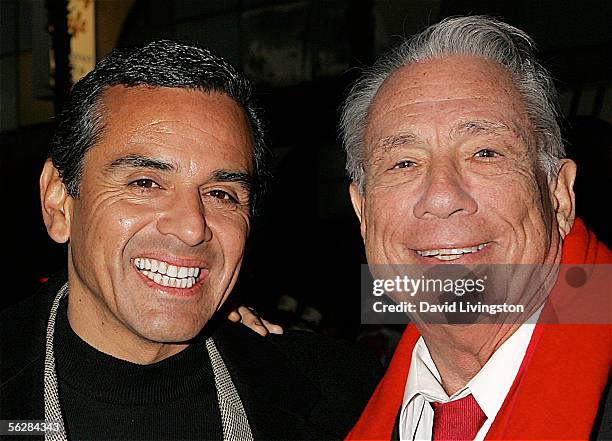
[[342, 16, 611, 440]]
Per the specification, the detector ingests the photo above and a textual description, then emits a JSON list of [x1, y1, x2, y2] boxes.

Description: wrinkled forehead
[[375, 56, 524, 106], [90, 85, 254, 167], [363, 55, 534, 155]]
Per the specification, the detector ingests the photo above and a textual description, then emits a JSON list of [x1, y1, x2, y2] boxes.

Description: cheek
[[471, 167, 541, 222], [73, 197, 157, 265], [364, 191, 413, 248], [474, 173, 551, 256], [210, 215, 249, 259]]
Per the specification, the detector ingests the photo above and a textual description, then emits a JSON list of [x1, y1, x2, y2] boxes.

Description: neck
[[418, 323, 521, 396], [418, 235, 565, 396], [66, 282, 187, 365]]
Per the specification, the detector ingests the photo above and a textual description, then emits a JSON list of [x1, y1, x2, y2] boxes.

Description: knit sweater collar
[[54, 297, 214, 405]]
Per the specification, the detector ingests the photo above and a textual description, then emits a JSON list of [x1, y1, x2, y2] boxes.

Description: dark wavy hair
[[50, 39, 270, 214]]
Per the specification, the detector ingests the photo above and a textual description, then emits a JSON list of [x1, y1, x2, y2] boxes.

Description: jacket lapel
[[212, 322, 326, 439]]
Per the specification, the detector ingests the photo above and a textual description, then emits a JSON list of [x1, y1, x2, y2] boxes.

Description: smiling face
[[50, 86, 254, 355], [350, 55, 575, 267]]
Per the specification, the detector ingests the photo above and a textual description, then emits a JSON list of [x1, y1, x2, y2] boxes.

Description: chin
[[141, 327, 202, 344], [133, 316, 209, 344]]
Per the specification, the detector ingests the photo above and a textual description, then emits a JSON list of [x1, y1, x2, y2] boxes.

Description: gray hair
[[340, 15, 564, 191]]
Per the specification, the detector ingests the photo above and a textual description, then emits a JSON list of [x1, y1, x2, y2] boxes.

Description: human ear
[[40, 159, 73, 243], [550, 159, 577, 239], [349, 182, 367, 241]]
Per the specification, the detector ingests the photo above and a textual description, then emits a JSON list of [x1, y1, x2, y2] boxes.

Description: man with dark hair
[[339, 16, 611, 441], [0, 40, 381, 440], [49, 40, 270, 214]]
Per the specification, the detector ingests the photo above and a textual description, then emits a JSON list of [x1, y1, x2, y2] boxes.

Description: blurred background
[[1, 0, 610, 357]]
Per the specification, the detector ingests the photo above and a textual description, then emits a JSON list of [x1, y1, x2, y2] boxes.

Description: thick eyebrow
[[373, 121, 514, 154], [210, 170, 253, 193], [376, 131, 421, 152], [451, 120, 512, 138], [105, 154, 177, 172]]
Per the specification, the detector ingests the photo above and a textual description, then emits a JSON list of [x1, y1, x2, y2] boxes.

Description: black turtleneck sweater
[[54, 299, 223, 440]]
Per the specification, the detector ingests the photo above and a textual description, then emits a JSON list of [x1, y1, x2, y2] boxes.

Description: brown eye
[[131, 179, 160, 189], [474, 149, 501, 158], [393, 160, 417, 169], [208, 189, 238, 203]]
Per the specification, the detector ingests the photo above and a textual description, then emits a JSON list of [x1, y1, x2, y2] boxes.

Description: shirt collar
[[466, 320, 536, 419], [404, 337, 448, 407], [402, 308, 541, 419]]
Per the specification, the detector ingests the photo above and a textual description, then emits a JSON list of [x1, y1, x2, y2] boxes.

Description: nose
[[413, 161, 478, 219], [156, 193, 212, 246]]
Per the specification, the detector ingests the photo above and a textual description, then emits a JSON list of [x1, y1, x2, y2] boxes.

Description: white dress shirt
[[399, 316, 539, 441]]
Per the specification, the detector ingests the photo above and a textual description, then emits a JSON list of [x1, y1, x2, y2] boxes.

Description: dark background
[[1, 0, 610, 339]]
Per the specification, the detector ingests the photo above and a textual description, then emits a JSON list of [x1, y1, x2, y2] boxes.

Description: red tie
[[431, 394, 487, 440]]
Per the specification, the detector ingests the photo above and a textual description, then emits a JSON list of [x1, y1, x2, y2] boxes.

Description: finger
[[237, 306, 269, 336], [252, 324, 269, 337], [227, 310, 242, 322], [237, 306, 257, 323], [239, 306, 283, 335], [247, 318, 269, 337], [261, 319, 284, 334]]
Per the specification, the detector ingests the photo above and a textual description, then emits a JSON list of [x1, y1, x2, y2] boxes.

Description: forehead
[[365, 55, 531, 146], [92, 85, 253, 169]]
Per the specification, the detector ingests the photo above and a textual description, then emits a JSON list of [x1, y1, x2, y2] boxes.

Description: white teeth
[[134, 257, 202, 288], [167, 265, 178, 277], [419, 249, 440, 257], [416, 243, 489, 259], [436, 254, 462, 261], [140, 270, 197, 288]]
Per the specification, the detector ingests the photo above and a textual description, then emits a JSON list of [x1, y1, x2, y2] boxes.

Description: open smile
[[415, 242, 490, 261], [133, 257, 204, 289]]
